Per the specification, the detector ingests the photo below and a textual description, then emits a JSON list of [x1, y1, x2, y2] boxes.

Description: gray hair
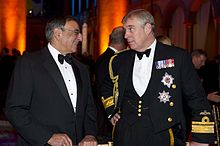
[[122, 9, 155, 29], [109, 26, 126, 45], [45, 16, 79, 42]]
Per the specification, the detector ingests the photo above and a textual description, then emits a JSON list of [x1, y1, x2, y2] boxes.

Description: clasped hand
[[208, 91, 220, 102], [48, 134, 97, 146], [110, 113, 121, 125]]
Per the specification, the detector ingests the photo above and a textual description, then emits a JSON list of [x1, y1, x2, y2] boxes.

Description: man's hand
[[189, 141, 209, 146], [78, 135, 97, 146], [48, 133, 72, 146], [110, 113, 120, 125], [208, 91, 220, 102]]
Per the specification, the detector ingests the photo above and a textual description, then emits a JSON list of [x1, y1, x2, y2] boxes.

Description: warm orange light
[[98, 0, 128, 55], [0, 0, 26, 54]]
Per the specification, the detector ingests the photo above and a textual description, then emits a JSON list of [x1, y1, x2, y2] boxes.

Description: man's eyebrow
[[126, 25, 134, 28], [75, 29, 80, 32]]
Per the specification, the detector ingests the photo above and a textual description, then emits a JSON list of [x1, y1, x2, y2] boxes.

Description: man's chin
[[128, 44, 135, 49], [129, 46, 136, 50], [70, 45, 78, 52]]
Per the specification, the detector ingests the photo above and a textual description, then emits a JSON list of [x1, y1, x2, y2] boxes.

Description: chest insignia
[[161, 72, 174, 88], [158, 90, 171, 103], [155, 58, 175, 69]]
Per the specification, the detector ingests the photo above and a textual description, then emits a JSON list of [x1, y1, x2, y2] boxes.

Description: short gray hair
[[122, 9, 155, 29], [109, 26, 126, 44], [45, 16, 79, 42]]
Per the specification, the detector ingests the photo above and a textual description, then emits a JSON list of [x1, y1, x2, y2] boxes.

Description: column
[[214, 17, 220, 54], [82, 22, 88, 54], [0, 0, 26, 53], [97, 0, 128, 55], [86, 0, 89, 9], [72, 0, 75, 16], [78, 0, 81, 14], [63, 0, 71, 16], [184, 21, 193, 52]]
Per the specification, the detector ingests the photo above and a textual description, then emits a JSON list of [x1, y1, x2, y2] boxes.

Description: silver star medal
[[161, 72, 174, 88], [158, 90, 171, 103]]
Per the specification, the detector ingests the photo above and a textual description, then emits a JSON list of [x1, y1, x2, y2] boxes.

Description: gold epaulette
[[101, 96, 114, 109], [191, 116, 215, 134]]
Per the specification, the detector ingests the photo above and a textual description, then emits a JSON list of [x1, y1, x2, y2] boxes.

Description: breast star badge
[[158, 90, 171, 103], [161, 72, 174, 88]]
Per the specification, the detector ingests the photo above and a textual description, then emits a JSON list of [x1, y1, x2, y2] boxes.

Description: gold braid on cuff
[[191, 116, 215, 133]]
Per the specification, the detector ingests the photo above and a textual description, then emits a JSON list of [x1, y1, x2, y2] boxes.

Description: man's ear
[[144, 25, 147, 33], [54, 28, 62, 40], [144, 23, 152, 33]]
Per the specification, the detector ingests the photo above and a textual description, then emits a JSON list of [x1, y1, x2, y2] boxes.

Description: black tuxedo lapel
[[118, 51, 135, 107], [42, 48, 74, 110]]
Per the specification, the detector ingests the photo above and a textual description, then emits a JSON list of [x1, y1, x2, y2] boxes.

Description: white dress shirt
[[133, 39, 156, 97]]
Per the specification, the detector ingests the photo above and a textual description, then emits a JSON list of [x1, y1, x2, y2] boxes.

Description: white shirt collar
[[148, 39, 156, 57], [108, 46, 118, 53], [133, 39, 157, 97], [48, 43, 62, 64]]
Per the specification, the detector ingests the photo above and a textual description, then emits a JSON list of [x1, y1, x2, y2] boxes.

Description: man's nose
[[124, 31, 129, 39], [78, 33, 82, 41]]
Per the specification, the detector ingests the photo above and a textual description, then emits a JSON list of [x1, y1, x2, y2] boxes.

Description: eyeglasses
[[61, 27, 80, 35]]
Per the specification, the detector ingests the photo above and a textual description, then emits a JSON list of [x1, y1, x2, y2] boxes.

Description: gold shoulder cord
[[109, 54, 119, 108], [109, 54, 119, 141], [115, 48, 129, 54], [101, 54, 120, 110], [109, 49, 129, 106], [108, 50, 129, 142]]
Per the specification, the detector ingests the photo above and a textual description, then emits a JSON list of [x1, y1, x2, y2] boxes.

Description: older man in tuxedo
[[5, 16, 97, 146]]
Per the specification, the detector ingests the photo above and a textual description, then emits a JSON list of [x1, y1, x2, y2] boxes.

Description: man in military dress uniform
[[100, 9, 215, 146]]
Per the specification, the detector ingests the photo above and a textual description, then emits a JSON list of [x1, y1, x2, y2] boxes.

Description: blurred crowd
[[0, 47, 21, 110]]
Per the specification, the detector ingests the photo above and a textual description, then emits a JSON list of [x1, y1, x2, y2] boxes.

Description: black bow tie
[[133, 49, 151, 60], [58, 54, 73, 64]]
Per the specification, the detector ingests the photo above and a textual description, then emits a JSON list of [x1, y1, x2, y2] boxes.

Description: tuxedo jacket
[[5, 47, 97, 145], [101, 41, 215, 143]]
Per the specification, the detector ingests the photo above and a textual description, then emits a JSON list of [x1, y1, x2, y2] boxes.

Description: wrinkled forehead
[[123, 15, 137, 23], [65, 20, 80, 29]]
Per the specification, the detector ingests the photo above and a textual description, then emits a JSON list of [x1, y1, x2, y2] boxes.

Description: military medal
[[155, 58, 175, 69], [161, 72, 174, 88], [166, 59, 175, 68], [158, 90, 171, 103], [155, 60, 165, 69]]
